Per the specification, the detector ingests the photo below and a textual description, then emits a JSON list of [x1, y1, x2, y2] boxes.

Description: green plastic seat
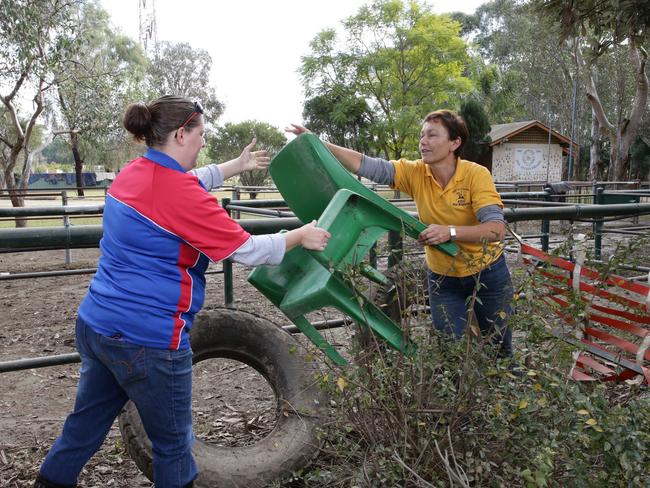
[[248, 134, 459, 365]]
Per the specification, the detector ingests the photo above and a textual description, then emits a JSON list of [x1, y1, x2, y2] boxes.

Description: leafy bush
[[284, 240, 650, 487]]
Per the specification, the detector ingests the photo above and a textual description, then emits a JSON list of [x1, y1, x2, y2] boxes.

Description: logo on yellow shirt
[[452, 189, 470, 207]]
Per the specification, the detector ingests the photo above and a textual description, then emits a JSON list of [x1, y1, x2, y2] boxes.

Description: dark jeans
[[427, 254, 513, 356], [39, 317, 197, 487]]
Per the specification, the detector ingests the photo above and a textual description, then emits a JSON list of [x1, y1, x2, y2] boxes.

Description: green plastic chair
[[249, 189, 421, 365], [248, 134, 459, 365]]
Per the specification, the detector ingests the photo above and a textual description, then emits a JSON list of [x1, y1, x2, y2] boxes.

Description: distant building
[[487, 121, 579, 182]]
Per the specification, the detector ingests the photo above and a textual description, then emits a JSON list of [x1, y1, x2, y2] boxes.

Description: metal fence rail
[[2, 203, 650, 375]]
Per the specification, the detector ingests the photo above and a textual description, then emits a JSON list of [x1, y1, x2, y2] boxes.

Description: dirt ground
[[0, 248, 347, 487], [1, 219, 647, 487]]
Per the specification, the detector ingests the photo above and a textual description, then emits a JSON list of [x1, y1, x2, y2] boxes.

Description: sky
[[101, 0, 484, 131]]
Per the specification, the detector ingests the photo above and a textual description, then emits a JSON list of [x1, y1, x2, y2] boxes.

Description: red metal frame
[[521, 243, 650, 385]]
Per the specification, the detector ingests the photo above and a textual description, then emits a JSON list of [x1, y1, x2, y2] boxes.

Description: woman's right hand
[[299, 220, 330, 251], [283, 220, 330, 253], [285, 123, 311, 136]]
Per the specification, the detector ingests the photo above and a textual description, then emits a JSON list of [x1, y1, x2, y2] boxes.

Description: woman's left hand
[[418, 224, 451, 246], [239, 138, 271, 172]]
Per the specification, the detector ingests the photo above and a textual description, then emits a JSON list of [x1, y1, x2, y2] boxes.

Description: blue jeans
[[427, 254, 513, 357], [39, 316, 197, 487]]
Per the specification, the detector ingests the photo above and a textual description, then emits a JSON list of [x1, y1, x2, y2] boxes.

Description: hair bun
[[123, 102, 153, 141]]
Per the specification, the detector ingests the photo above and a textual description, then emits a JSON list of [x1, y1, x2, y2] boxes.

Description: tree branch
[[1, 66, 31, 104], [584, 61, 614, 135], [0, 132, 13, 149], [23, 78, 46, 147]]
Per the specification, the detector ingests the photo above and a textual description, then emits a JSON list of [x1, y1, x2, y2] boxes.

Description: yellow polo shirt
[[392, 158, 504, 277]]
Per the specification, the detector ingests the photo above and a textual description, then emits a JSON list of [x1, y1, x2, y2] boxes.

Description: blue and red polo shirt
[[78, 148, 250, 350]]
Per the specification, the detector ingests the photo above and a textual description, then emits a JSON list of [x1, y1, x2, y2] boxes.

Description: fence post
[[633, 180, 640, 225], [369, 243, 377, 269], [593, 186, 604, 260], [221, 197, 234, 307], [231, 188, 241, 219], [541, 186, 551, 252], [387, 230, 403, 269], [62, 191, 71, 264]]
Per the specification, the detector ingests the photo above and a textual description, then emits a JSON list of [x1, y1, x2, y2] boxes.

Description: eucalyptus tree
[[54, 1, 148, 195], [207, 120, 286, 196], [457, 0, 646, 180], [147, 41, 224, 125], [461, 0, 580, 137], [0, 111, 46, 191], [537, 0, 649, 180], [300, 0, 472, 160], [0, 0, 82, 217]]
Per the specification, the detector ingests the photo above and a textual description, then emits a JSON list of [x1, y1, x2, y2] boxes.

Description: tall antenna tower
[[138, 0, 158, 57]]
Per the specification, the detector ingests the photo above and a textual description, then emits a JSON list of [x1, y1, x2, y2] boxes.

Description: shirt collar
[[423, 157, 466, 188], [143, 147, 185, 173]]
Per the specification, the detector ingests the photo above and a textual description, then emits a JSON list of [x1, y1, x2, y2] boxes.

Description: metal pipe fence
[[0, 318, 352, 373], [2, 204, 649, 376]]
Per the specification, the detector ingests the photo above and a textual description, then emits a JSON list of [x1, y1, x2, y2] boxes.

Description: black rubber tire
[[118, 308, 325, 488]]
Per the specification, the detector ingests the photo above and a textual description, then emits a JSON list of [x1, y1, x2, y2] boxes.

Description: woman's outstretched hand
[[238, 138, 271, 172], [284, 124, 311, 137]]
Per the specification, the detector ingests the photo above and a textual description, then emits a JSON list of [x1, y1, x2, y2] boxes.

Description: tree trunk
[[614, 124, 634, 181], [71, 132, 85, 197], [1, 75, 46, 226], [588, 109, 600, 180], [4, 172, 27, 228]]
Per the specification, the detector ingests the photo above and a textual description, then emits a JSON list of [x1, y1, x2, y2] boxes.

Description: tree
[[0, 111, 47, 190], [0, 0, 81, 223], [42, 137, 73, 164], [459, 98, 491, 165], [537, 0, 649, 181], [303, 89, 372, 154], [300, 0, 472, 160], [207, 120, 286, 197], [54, 2, 148, 196], [457, 0, 644, 180], [459, 1, 580, 135], [630, 136, 650, 181], [147, 42, 224, 124]]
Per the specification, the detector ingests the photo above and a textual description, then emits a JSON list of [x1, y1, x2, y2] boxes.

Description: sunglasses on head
[[178, 101, 204, 130]]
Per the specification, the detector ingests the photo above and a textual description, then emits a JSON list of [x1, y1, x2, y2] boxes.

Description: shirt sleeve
[[470, 165, 504, 214], [358, 155, 395, 185], [188, 164, 224, 191], [390, 158, 418, 196], [230, 234, 286, 266], [476, 204, 505, 223]]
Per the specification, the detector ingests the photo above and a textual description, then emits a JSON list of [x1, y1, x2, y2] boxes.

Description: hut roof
[[488, 120, 579, 154]]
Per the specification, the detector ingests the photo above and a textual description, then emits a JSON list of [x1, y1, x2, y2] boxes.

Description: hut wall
[[492, 143, 562, 181]]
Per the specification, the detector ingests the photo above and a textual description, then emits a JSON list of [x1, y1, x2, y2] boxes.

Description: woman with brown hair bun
[[34, 95, 330, 488]]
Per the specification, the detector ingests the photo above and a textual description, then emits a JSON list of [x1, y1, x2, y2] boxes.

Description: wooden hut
[[487, 120, 579, 182]]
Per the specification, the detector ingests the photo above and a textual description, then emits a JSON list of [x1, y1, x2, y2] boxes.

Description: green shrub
[[287, 237, 650, 487]]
